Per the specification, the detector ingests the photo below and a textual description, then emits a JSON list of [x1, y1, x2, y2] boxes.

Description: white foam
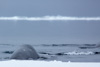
[[64, 51, 94, 55], [0, 16, 100, 21]]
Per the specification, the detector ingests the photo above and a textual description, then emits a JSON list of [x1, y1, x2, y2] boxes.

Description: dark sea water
[[0, 44, 100, 62]]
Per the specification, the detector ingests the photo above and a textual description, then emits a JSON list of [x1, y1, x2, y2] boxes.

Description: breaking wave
[[0, 16, 100, 21]]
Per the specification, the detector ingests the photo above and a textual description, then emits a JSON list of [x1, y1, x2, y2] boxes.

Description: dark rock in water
[[3, 51, 14, 54], [39, 52, 51, 55], [79, 47, 87, 49], [52, 44, 59, 46], [10, 45, 39, 60], [39, 52, 48, 54], [40, 57, 48, 59], [79, 47, 95, 49], [56, 53, 64, 56], [94, 52, 100, 54], [84, 44, 96, 46]]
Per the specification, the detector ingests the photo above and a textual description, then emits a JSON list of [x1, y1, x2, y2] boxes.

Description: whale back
[[10, 45, 39, 60]]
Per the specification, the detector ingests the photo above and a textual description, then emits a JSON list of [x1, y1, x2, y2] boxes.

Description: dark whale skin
[[10, 45, 39, 60]]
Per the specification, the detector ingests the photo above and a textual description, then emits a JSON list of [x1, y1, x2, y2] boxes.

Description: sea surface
[[0, 44, 100, 62]]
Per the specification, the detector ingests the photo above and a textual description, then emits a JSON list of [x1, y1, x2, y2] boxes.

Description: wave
[[0, 16, 100, 21], [39, 51, 98, 56], [42, 44, 79, 47], [63, 51, 94, 55]]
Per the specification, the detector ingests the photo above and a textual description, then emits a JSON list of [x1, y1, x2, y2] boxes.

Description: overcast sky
[[0, 0, 100, 44]]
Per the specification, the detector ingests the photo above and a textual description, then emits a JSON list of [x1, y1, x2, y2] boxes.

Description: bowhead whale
[[10, 45, 39, 60]]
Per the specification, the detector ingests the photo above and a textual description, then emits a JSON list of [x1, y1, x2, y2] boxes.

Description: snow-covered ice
[[0, 60, 100, 67]]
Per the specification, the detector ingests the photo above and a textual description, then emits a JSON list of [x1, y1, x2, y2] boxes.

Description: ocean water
[[0, 44, 100, 62]]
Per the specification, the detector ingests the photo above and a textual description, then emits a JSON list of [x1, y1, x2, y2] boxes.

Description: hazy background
[[0, 0, 100, 44]]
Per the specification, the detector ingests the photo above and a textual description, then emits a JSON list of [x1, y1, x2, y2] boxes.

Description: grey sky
[[0, 0, 100, 44]]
